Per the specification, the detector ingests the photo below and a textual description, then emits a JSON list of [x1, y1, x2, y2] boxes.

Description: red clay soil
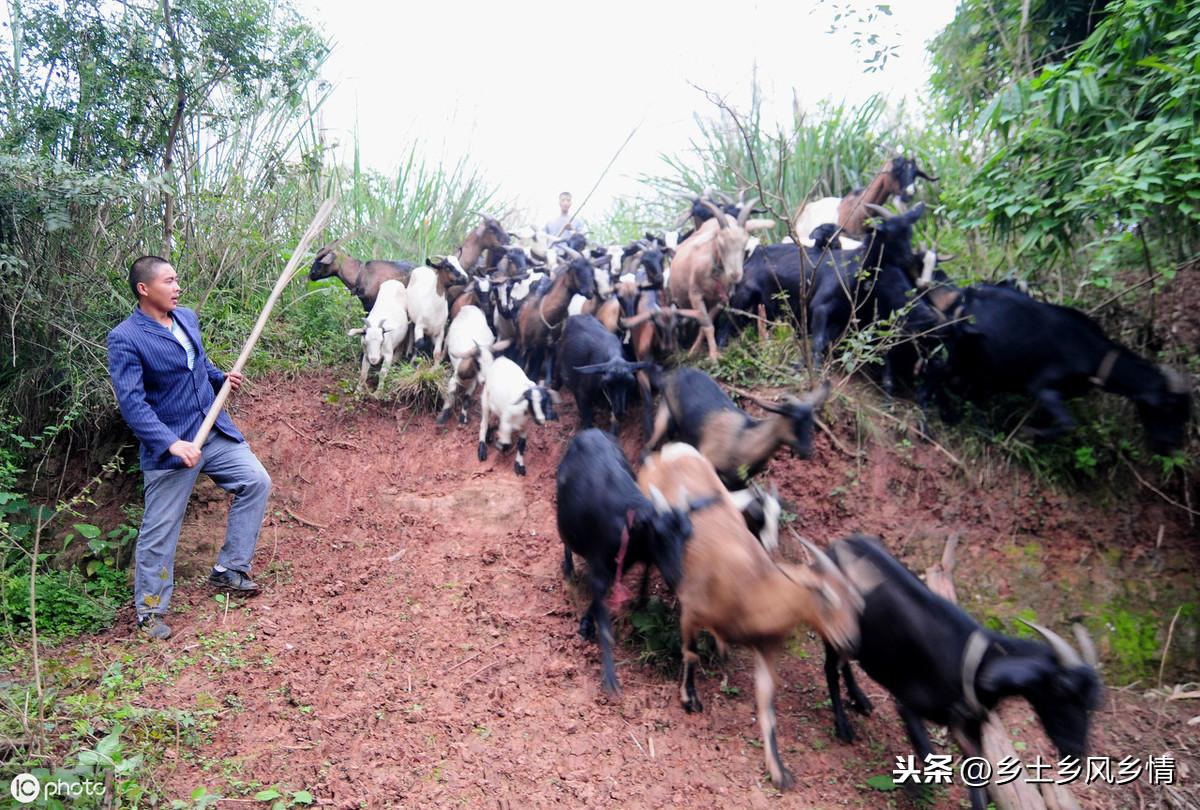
[[91, 370, 1196, 809]]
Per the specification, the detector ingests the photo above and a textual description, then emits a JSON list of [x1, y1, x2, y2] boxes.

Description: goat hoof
[[435, 409, 450, 426], [682, 696, 704, 714], [458, 412, 467, 426], [775, 767, 796, 791], [477, 442, 487, 462], [514, 462, 526, 476], [834, 720, 856, 743], [578, 616, 595, 641], [851, 695, 873, 715]]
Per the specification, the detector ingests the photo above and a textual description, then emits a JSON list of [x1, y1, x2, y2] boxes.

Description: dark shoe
[[137, 614, 172, 640], [208, 568, 261, 595]]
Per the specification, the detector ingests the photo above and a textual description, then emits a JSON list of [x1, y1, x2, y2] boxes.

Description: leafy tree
[[961, 0, 1200, 266]]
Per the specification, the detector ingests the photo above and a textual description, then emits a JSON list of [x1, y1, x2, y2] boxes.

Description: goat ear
[[320, 251, 336, 265], [744, 218, 776, 232], [347, 328, 365, 337]]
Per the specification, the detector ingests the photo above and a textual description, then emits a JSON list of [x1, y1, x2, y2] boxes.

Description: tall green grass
[[0, 90, 503, 463]]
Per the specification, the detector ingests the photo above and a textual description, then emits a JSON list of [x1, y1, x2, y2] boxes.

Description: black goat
[[823, 534, 1101, 810], [808, 202, 926, 367], [556, 429, 694, 694], [931, 283, 1191, 453], [554, 315, 649, 433], [644, 367, 829, 489]]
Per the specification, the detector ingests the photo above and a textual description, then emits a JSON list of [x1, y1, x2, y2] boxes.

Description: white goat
[[406, 264, 452, 362], [437, 305, 499, 426], [476, 351, 559, 476], [347, 279, 409, 394]]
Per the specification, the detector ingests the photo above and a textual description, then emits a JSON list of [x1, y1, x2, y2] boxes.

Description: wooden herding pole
[[192, 197, 336, 448]]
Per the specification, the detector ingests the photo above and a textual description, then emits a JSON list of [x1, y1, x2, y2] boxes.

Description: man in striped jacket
[[107, 255, 272, 640]]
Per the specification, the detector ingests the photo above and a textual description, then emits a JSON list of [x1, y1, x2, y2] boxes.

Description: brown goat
[[456, 215, 510, 273], [837, 156, 937, 238], [309, 246, 414, 312], [516, 256, 597, 383], [666, 200, 774, 360], [637, 444, 862, 790]]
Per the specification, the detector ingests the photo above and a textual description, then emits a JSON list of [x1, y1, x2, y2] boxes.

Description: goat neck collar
[[1089, 349, 1120, 388], [958, 630, 990, 720]]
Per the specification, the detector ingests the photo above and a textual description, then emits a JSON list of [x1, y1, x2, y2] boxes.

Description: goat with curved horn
[[700, 199, 729, 229], [737, 197, 759, 227]]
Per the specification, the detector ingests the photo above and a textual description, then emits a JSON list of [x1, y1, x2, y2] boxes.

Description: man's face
[[559, 194, 572, 215], [140, 263, 181, 313]]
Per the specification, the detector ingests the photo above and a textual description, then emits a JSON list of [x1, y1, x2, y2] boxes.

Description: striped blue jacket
[[107, 306, 243, 471]]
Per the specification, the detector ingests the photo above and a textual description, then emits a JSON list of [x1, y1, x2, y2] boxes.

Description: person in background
[[544, 191, 587, 240], [107, 255, 272, 640]]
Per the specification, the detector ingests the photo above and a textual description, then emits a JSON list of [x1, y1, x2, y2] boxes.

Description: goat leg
[[754, 645, 794, 790], [514, 434, 527, 476], [842, 661, 873, 715], [477, 400, 490, 462], [679, 614, 704, 713], [588, 573, 620, 694], [356, 351, 371, 394], [824, 641, 856, 743]]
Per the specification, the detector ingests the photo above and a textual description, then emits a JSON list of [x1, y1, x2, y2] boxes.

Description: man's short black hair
[[129, 255, 170, 299], [559, 191, 572, 198]]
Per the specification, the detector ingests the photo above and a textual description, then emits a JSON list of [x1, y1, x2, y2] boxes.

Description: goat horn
[[936, 252, 957, 263], [915, 168, 939, 182], [648, 484, 670, 513], [737, 197, 759, 228], [863, 203, 894, 220], [797, 535, 838, 576], [1073, 623, 1099, 669], [700, 199, 729, 229], [1160, 365, 1190, 394], [1020, 619, 1085, 669]]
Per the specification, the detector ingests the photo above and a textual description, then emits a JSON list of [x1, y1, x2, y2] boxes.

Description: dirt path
[[93, 371, 1196, 808]]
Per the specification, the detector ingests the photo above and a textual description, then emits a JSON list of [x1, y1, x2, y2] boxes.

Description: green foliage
[[1101, 606, 1163, 682], [962, 0, 1200, 267], [3, 563, 130, 636]]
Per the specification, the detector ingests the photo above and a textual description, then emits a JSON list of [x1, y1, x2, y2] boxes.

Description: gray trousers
[[135, 434, 272, 618]]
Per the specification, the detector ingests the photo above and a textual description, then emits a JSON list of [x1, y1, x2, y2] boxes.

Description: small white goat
[[476, 352, 559, 476], [437, 305, 499, 426], [406, 263, 458, 362], [347, 279, 409, 394]]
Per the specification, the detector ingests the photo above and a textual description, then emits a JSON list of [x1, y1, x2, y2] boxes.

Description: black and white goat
[[476, 350, 560, 476]]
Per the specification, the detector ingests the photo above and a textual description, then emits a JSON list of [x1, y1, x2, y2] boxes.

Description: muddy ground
[[79, 370, 1200, 808]]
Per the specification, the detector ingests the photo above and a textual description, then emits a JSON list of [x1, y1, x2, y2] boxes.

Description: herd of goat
[[309, 156, 1189, 805]]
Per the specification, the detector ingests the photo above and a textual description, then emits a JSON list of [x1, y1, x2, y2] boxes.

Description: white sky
[[296, 0, 958, 226]]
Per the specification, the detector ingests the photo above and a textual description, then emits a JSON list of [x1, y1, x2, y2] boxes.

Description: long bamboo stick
[[192, 197, 336, 448]]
